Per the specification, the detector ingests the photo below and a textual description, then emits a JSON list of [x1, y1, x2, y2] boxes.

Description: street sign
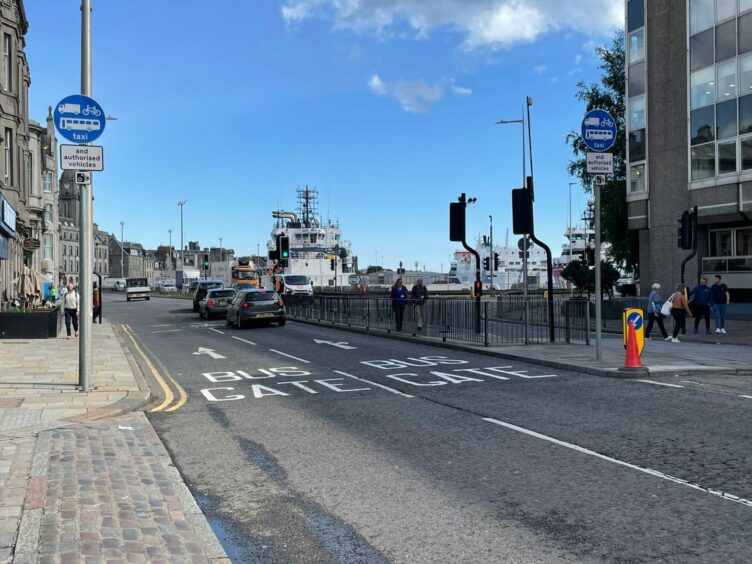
[[586, 152, 613, 174], [581, 109, 617, 152], [622, 308, 645, 354], [53, 94, 106, 144], [60, 145, 104, 171], [517, 237, 532, 251], [595, 174, 606, 186], [75, 171, 91, 185]]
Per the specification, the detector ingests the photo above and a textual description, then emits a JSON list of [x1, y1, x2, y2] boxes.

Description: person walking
[[391, 278, 408, 331], [93, 282, 101, 323], [669, 284, 693, 343], [710, 274, 730, 334], [690, 277, 712, 334], [50, 283, 58, 304], [645, 283, 669, 340], [63, 283, 79, 340], [410, 278, 429, 331]]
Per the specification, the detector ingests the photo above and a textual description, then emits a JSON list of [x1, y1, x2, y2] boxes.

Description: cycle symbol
[[82, 105, 101, 117], [600, 118, 614, 128]]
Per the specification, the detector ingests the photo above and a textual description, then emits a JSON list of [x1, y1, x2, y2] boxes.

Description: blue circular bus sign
[[581, 108, 616, 152], [53, 94, 105, 144]]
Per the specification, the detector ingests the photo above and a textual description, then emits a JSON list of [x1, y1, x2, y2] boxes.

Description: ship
[[267, 187, 355, 288]]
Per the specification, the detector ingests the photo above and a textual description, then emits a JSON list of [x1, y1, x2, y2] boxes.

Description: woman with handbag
[[645, 283, 669, 340], [669, 284, 693, 343]]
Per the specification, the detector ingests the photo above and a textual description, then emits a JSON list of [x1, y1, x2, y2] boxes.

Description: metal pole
[[120, 221, 124, 277], [178, 200, 186, 269], [168, 229, 172, 273], [219, 237, 223, 263], [78, 0, 93, 392], [595, 184, 602, 361], [489, 215, 494, 295], [568, 182, 576, 265], [522, 107, 529, 345]]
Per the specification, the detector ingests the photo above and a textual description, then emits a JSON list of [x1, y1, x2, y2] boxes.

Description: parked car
[[160, 283, 177, 293], [192, 280, 224, 312], [198, 288, 236, 319], [226, 289, 286, 328]]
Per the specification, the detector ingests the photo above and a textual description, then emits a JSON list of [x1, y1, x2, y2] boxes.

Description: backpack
[[660, 294, 674, 317]]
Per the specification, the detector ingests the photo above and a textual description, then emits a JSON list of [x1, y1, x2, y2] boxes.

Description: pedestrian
[[710, 274, 731, 334], [391, 278, 408, 331], [669, 284, 693, 342], [63, 283, 79, 340], [410, 278, 429, 331], [50, 283, 58, 303], [645, 282, 669, 340], [93, 282, 101, 323], [690, 277, 712, 334]]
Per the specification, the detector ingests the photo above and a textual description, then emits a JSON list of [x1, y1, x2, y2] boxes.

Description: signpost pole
[[595, 184, 602, 361], [78, 0, 93, 392]]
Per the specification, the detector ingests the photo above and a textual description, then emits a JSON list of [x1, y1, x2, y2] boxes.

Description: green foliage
[[562, 259, 623, 295], [366, 265, 384, 274], [565, 32, 639, 272]]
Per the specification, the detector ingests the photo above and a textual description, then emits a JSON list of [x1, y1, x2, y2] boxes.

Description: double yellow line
[[122, 324, 187, 412]]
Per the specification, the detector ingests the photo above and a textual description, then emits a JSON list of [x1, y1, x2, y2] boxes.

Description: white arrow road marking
[[193, 347, 226, 360], [314, 339, 357, 350]]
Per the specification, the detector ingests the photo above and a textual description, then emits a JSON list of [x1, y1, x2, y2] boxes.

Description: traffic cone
[[624, 321, 643, 369]]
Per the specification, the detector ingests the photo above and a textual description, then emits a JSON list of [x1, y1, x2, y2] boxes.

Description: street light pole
[[178, 200, 187, 269], [219, 237, 223, 262], [119, 221, 124, 277], [489, 215, 494, 295], [568, 182, 577, 265], [168, 229, 172, 272]]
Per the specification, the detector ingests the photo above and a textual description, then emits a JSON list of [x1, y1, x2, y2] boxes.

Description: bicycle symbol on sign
[[82, 105, 101, 117], [600, 117, 614, 128]]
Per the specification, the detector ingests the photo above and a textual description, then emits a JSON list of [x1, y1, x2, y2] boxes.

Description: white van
[[280, 274, 314, 298], [103, 277, 126, 291], [125, 278, 151, 302]]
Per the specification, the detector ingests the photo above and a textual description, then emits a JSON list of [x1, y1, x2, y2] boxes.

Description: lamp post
[[568, 182, 577, 265], [168, 229, 172, 273], [120, 221, 124, 278], [178, 200, 187, 269], [219, 237, 223, 262]]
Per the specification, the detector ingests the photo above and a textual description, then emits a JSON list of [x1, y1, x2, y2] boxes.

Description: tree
[[565, 32, 639, 272], [562, 259, 623, 295], [366, 265, 383, 274]]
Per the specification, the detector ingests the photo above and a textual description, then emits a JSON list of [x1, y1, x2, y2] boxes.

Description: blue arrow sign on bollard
[[53, 94, 106, 144], [581, 108, 616, 152]]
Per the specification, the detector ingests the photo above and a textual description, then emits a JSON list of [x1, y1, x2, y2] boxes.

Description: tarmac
[[0, 320, 228, 563]]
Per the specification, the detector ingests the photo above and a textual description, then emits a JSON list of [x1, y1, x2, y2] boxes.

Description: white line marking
[[232, 336, 257, 346], [680, 380, 703, 385], [739, 395, 752, 400], [150, 324, 173, 327], [268, 349, 310, 364], [483, 418, 752, 508], [634, 380, 685, 388], [334, 371, 414, 398], [151, 329, 183, 334], [209, 328, 225, 334]]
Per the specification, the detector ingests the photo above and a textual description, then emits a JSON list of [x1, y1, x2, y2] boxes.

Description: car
[[226, 288, 286, 328], [125, 278, 150, 302], [160, 283, 177, 293], [192, 280, 224, 312], [198, 288, 236, 319], [231, 282, 256, 292]]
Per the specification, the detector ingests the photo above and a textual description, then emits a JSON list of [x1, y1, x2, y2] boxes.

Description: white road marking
[[151, 329, 183, 334], [334, 371, 414, 398], [149, 324, 173, 327], [268, 349, 310, 364], [209, 328, 225, 334], [232, 336, 257, 346], [483, 418, 752, 509], [739, 395, 752, 400], [192, 347, 226, 360], [314, 339, 357, 350], [680, 380, 703, 385], [634, 380, 685, 388]]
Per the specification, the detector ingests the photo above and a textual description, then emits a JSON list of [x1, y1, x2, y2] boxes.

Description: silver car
[[226, 289, 286, 328], [198, 288, 236, 320]]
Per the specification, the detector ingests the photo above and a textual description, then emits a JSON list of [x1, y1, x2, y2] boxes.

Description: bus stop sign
[[581, 109, 616, 152], [54, 94, 106, 144]]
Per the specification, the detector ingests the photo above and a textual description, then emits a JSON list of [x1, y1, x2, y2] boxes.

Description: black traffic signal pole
[[458, 193, 481, 334], [680, 206, 699, 285]]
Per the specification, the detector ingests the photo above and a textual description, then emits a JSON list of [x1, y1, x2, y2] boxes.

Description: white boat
[[268, 187, 355, 289]]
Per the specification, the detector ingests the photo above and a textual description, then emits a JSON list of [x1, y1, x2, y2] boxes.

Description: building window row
[[627, 0, 647, 194]]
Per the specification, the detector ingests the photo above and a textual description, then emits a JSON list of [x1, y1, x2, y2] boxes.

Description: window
[[629, 129, 646, 161], [740, 13, 752, 54], [630, 163, 646, 193], [42, 172, 52, 193], [24, 152, 31, 196], [737, 228, 752, 255], [691, 142, 716, 180], [741, 54, 752, 94], [717, 99, 738, 138], [630, 95, 646, 129], [627, 0, 644, 32], [629, 61, 646, 96], [629, 29, 645, 64], [4, 128, 12, 185], [691, 105, 715, 144], [742, 0, 752, 13], [2, 34, 10, 91], [717, 0, 737, 21], [718, 140, 737, 173], [717, 60, 737, 100], [44, 204, 52, 223], [716, 20, 737, 61], [43, 233, 53, 260], [710, 230, 733, 256], [691, 67, 716, 108], [742, 136, 752, 169], [691, 29, 715, 71], [742, 95, 752, 133], [690, 0, 714, 34]]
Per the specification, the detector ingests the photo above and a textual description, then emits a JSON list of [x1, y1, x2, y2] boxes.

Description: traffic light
[[493, 252, 500, 271], [279, 236, 290, 260], [586, 247, 595, 266], [483, 257, 490, 271], [473, 279, 482, 297], [330, 258, 335, 271], [449, 202, 465, 242], [512, 188, 533, 234], [202, 254, 209, 270], [677, 211, 692, 249]]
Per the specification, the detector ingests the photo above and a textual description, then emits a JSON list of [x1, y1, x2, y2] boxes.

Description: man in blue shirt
[[690, 277, 712, 334], [709, 275, 731, 334]]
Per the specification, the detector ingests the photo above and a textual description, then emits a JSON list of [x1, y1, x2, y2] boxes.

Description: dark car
[[198, 288, 236, 319], [192, 280, 224, 312], [226, 289, 286, 328]]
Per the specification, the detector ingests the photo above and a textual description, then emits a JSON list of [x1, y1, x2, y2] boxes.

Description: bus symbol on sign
[[53, 94, 106, 144]]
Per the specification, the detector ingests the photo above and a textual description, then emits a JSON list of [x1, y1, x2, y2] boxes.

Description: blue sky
[[24, 0, 622, 272]]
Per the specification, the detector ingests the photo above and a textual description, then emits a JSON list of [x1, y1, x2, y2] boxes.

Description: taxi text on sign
[[622, 308, 645, 355], [60, 145, 104, 171]]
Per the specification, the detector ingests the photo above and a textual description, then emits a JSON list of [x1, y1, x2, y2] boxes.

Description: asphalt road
[[105, 294, 752, 563]]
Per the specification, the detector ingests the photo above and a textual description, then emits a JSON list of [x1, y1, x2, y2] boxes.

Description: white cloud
[[574, 53, 582, 64], [281, 0, 623, 49], [368, 74, 470, 112], [533, 64, 549, 74]]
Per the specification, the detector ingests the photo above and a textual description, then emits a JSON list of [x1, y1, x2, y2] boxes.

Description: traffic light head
[[202, 253, 209, 270], [483, 257, 490, 271], [449, 202, 465, 242], [279, 236, 290, 259], [677, 211, 692, 249], [330, 258, 335, 271], [473, 279, 482, 297], [493, 252, 500, 271]]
